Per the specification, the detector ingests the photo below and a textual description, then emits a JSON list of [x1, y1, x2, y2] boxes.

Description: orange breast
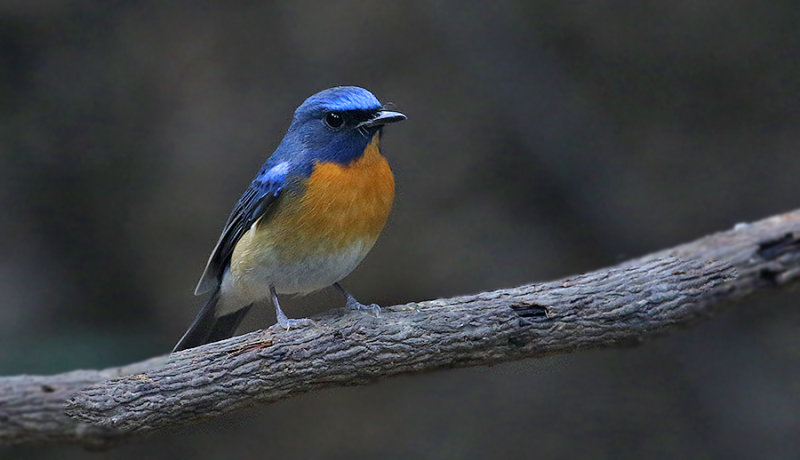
[[274, 133, 395, 253], [229, 133, 394, 289]]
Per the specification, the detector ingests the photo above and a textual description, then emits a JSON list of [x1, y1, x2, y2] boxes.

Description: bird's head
[[285, 86, 406, 166]]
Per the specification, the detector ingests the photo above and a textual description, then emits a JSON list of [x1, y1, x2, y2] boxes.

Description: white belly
[[216, 239, 373, 314]]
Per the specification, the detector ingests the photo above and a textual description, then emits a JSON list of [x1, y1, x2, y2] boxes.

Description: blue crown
[[296, 86, 382, 119]]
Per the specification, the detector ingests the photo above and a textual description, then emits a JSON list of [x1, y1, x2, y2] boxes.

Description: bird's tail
[[172, 287, 252, 352]]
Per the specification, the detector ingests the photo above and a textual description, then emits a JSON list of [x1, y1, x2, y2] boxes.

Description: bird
[[172, 86, 405, 352]]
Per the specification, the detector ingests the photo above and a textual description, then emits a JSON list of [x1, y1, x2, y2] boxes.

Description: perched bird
[[173, 86, 405, 352]]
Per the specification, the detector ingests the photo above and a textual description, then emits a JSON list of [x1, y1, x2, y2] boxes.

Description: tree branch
[[2, 210, 800, 448]]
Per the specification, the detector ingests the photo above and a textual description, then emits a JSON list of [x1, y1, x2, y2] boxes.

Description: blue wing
[[194, 161, 290, 295]]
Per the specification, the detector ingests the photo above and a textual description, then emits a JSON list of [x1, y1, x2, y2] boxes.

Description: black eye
[[324, 112, 344, 129]]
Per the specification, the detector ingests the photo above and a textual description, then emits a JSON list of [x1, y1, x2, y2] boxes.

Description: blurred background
[[1, 1, 799, 458]]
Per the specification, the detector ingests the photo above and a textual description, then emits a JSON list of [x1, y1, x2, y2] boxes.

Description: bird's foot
[[273, 309, 315, 331], [345, 296, 381, 318], [270, 286, 315, 331], [333, 283, 381, 318]]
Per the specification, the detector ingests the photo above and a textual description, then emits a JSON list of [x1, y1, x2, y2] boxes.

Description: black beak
[[359, 110, 407, 128]]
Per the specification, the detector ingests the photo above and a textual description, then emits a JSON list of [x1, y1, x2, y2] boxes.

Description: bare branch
[[0, 357, 169, 448], [1, 209, 799, 448]]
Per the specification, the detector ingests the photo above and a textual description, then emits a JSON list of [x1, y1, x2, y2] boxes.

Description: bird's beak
[[359, 110, 407, 128]]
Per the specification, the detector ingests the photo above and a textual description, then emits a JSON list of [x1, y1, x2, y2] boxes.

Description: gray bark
[[1, 210, 799, 448]]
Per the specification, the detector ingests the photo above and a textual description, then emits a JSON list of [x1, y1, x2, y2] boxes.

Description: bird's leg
[[334, 282, 381, 318], [270, 285, 314, 330]]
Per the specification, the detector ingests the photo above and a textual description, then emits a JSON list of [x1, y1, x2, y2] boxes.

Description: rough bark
[[1, 210, 799, 448]]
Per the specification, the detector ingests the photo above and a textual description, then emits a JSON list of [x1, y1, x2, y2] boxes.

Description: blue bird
[[173, 86, 405, 351]]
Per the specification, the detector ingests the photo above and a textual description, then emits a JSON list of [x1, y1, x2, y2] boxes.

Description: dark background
[[2, 1, 799, 458]]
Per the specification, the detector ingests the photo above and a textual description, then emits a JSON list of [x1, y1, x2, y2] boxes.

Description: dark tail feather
[[172, 288, 253, 352]]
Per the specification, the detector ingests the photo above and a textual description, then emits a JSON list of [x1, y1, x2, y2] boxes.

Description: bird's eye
[[324, 112, 344, 129]]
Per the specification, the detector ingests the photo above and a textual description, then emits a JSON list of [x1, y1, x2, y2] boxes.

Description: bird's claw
[[273, 311, 315, 331], [345, 298, 381, 318]]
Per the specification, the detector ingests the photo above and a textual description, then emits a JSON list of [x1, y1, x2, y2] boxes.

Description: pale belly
[[221, 235, 377, 307]]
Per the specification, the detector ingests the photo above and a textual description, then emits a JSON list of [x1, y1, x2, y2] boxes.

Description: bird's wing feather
[[194, 161, 290, 295]]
